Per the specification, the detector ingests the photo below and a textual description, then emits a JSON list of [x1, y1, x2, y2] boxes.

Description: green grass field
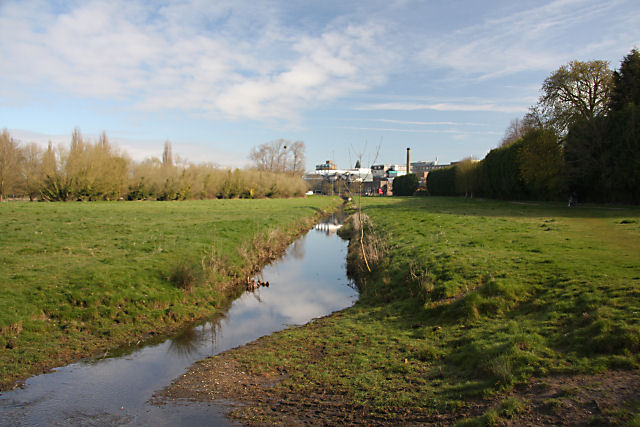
[[217, 196, 640, 424], [0, 197, 341, 389]]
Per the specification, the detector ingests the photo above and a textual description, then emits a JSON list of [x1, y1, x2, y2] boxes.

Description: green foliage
[[393, 173, 419, 196], [479, 140, 527, 199], [471, 49, 637, 204], [455, 158, 482, 197], [607, 103, 640, 203], [517, 129, 565, 199], [611, 48, 640, 111], [427, 166, 457, 196], [539, 60, 612, 135], [566, 89, 640, 204]]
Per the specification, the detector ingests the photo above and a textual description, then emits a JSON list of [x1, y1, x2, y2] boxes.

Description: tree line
[[427, 48, 640, 204], [0, 130, 307, 201]]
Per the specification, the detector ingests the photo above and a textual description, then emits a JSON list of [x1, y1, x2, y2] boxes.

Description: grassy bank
[[0, 196, 342, 390], [173, 197, 640, 425]]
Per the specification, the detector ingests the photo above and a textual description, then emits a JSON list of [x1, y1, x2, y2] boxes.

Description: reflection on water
[[314, 206, 346, 236], [0, 211, 356, 426], [168, 326, 205, 358]]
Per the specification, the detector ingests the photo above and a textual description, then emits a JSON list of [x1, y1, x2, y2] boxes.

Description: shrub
[[393, 173, 419, 196], [427, 166, 457, 196]]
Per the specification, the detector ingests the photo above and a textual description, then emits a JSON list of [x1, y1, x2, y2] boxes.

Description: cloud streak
[[376, 119, 488, 126], [357, 102, 528, 113], [340, 126, 501, 136]]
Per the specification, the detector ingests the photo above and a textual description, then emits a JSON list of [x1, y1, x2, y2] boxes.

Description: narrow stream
[[0, 210, 356, 426]]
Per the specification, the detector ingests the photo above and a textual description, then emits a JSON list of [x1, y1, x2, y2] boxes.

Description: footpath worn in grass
[[175, 197, 640, 425], [0, 197, 341, 390]]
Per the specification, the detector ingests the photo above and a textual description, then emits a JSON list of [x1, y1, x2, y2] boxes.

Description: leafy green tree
[[427, 167, 456, 196], [610, 48, 640, 111], [539, 60, 612, 135], [479, 141, 527, 199], [455, 158, 481, 197], [517, 129, 565, 199], [607, 103, 640, 203], [393, 173, 418, 196], [355, 160, 361, 168]]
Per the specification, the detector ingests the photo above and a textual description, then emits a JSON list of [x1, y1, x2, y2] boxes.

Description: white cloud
[[0, 0, 394, 121]]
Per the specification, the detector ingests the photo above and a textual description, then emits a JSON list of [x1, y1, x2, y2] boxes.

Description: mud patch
[[155, 348, 448, 426], [158, 350, 640, 426], [502, 370, 640, 426]]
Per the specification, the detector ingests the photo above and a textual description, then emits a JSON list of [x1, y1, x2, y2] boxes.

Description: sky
[[1, 0, 639, 170]]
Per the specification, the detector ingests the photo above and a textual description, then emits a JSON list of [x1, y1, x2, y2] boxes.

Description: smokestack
[[406, 147, 411, 174]]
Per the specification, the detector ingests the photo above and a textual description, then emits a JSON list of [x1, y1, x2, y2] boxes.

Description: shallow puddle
[[0, 211, 356, 426]]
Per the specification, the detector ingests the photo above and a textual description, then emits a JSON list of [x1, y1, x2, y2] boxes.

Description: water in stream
[[0, 211, 356, 426]]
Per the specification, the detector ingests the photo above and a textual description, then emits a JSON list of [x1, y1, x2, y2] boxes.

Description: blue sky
[[1, 0, 639, 170]]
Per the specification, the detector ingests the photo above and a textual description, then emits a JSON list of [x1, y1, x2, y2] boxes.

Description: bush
[[479, 140, 527, 199], [393, 173, 419, 196], [427, 167, 457, 196]]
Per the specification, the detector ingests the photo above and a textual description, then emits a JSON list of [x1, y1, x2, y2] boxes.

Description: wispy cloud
[[340, 126, 501, 136], [376, 119, 487, 126], [357, 102, 528, 113], [418, 0, 639, 79]]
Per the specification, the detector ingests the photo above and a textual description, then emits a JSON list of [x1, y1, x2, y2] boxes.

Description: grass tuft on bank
[[0, 197, 342, 390]]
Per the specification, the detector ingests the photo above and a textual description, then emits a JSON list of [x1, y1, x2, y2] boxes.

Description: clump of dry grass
[[168, 260, 201, 291], [345, 212, 387, 281]]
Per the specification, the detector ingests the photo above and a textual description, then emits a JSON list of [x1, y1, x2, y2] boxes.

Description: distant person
[[568, 191, 577, 207]]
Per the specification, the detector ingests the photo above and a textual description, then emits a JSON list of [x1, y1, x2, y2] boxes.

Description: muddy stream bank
[[0, 210, 356, 426]]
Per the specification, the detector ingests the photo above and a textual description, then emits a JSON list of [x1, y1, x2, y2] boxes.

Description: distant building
[[371, 164, 391, 178], [315, 160, 337, 171], [308, 155, 447, 196], [304, 165, 372, 195], [387, 164, 407, 178], [410, 160, 437, 174]]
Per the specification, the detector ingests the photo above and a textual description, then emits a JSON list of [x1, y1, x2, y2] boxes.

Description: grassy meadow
[[211, 196, 640, 424], [0, 196, 342, 390]]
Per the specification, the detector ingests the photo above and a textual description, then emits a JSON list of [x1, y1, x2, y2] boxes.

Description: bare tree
[[500, 118, 526, 147], [249, 139, 306, 175], [22, 142, 43, 201], [287, 140, 306, 175], [162, 140, 173, 167]]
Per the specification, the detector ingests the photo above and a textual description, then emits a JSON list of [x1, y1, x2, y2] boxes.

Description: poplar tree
[[0, 129, 23, 201]]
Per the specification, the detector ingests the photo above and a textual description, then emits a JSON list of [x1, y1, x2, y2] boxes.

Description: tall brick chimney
[[406, 147, 411, 174]]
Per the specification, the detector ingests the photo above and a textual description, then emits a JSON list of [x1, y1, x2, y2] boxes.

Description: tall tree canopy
[[610, 48, 640, 111], [539, 60, 612, 134]]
